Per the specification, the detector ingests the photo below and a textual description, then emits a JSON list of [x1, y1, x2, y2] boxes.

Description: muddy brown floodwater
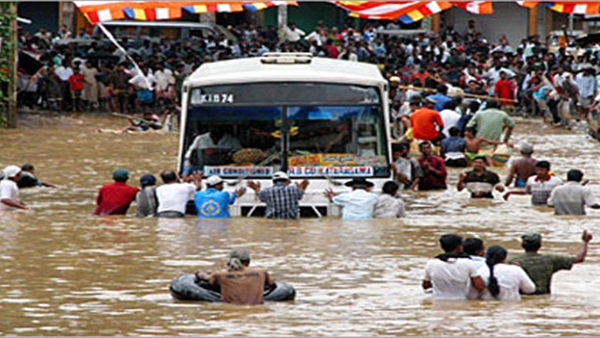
[[1, 114, 600, 336]]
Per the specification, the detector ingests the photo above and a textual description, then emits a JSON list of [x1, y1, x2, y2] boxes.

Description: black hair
[[567, 169, 583, 182], [392, 142, 409, 152], [21, 164, 34, 171], [522, 240, 541, 252], [485, 245, 507, 298], [486, 100, 499, 109], [382, 181, 399, 196], [449, 127, 460, 137], [463, 237, 484, 256], [439, 234, 463, 253], [472, 156, 487, 163], [160, 170, 178, 183], [443, 100, 457, 111], [418, 141, 432, 149], [465, 127, 477, 134], [437, 84, 448, 94], [468, 101, 481, 112], [535, 160, 550, 170]]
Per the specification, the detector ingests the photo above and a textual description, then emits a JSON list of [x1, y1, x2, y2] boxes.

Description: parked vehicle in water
[[178, 53, 393, 217]]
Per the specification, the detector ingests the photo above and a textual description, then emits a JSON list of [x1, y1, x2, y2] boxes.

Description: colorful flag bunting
[[398, 2, 453, 24], [74, 1, 296, 25]]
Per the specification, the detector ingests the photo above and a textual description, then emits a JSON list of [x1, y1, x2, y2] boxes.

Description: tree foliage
[[0, 2, 16, 127]]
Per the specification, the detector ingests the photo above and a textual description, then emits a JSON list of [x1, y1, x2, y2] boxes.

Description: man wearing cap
[[422, 234, 485, 300], [247, 171, 309, 219], [196, 250, 275, 305], [324, 177, 379, 220], [136, 174, 158, 217], [17, 164, 56, 189], [410, 97, 444, 143], [194, 175, 246, 218], [509, 231, 593, 295], [504, 160, 562, 205], [94, 168, 139, 216], [155, 170, 202, 218], [0, 165, 28, 211], [505, 143, 537, 188], [548, 169, 600, 215]]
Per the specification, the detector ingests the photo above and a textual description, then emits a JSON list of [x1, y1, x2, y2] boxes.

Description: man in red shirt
[[494, 71, 515, 109], [68, 67, 85, 112], [410, 97, 444, 142], [94, 168, 140, 216], [417, 142, 447, 190]]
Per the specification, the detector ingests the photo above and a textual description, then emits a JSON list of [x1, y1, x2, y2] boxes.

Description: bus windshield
[[183, 83, 389, 179]]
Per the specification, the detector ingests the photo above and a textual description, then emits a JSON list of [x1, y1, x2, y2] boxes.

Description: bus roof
[[184, 54, 386, 88]]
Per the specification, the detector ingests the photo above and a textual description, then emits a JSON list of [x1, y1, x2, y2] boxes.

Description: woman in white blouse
[[478, 245, 535, 300]]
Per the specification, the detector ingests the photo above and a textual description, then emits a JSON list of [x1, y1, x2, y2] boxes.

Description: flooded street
[[1, 114, 600, 336]]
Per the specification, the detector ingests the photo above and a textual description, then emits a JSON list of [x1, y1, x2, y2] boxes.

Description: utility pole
[[7, 1, 17, 128], [277, 3, 287, 43]]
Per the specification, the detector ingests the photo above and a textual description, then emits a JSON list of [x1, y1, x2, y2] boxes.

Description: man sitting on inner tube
[[195, 250, 275, 305]]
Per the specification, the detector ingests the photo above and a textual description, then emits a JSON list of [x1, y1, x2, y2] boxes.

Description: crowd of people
[[2, 160, 594, 304], [18, 19, 600, 123], [8, 19, 600, 305], [424, 231, 592, 300]]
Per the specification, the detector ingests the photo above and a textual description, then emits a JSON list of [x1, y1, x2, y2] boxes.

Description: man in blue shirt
[[324, 178, 379, 220], [441, 127, 467, 167], [194, 175, 246, 218], [427, 84, 453, 112]]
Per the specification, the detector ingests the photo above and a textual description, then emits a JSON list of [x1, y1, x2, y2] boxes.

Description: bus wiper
[[322, 174, 343, 186]]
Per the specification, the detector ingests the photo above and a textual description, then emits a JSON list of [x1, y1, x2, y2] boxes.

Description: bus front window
[[183, 106, 284, 178], [287, 106, 389, 178], [185, 83, 390, 179]]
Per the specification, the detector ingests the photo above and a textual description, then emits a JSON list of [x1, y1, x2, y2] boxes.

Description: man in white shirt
[[184, 128, 242, 173], [283, 23, 305, 43], [0, 166, 28, 211], [324, 178, 379, 221], [439, 100, 461, 138], [548, 169, 600, 215], [423, 234, 485, 300], [155, 170, 202, 218]]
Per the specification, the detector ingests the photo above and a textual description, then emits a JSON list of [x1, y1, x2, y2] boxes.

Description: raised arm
[[574, 230, 593, 264]]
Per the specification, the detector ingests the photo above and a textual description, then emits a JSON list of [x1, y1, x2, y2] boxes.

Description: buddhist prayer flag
[[74, 1, 296, 24], [451, 1, 493, 15], [398, 2, 453, 24], [517, 1, 600, 14]]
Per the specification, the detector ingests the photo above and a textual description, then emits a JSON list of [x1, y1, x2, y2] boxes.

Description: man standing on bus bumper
[[247, 172, 309, 219]]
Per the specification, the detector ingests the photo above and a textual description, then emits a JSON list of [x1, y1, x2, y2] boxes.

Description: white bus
[[179, 53, 392, 217]]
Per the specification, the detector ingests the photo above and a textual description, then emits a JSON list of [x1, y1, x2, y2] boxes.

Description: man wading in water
[[423, 234, 485, 299], [196, 250, 275, 305]]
